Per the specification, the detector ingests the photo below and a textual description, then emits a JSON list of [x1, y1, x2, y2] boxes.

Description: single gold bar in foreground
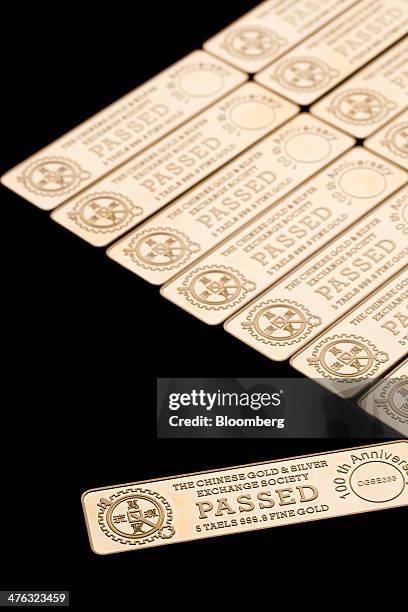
[[225, 186, 408, 362], [161, 148, 407, 325], [311, 39, 408, 139], [1, 51, 247, 210], [291, 269, 408, 398], [51, 83, 298, 246], [107, 114, 354, 283], [254, 0, 408, 106], [82, 440, 408, 554], [358, 360, 408, 437], [203, 0, 358, 74], [365, 109, 408, 170]]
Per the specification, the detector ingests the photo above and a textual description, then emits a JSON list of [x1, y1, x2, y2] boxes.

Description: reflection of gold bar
[[255, 0, 408, 106], [291, 269, 408, 398], [107, 114, 354, 282], [161, 148, 407, 325], [82, 440, 408, 554], [358, 360, 408, 436], [204, 0, 358, 74], [311, 39, 408, 139], [226, 186, 408, 362], [365, 109, 408, 170], [51, 83, 298, 245], [1, 51, 247, 210]]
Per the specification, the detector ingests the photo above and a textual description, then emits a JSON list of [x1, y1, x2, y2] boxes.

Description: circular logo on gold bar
[[18, 156, 90, 197], [177, 265, 256, 310], [97, 488, 175, 546], [273, 57, 338, 92], [307, 335, 389, 379], [124, 227, 200, 270], [375, 377, 408, 423], [223, 26, 286, 61], [330, 89, 396, 125], [383, 121, 408, 160], [242, 299, 321, 345], [68, 192, 142, 233]]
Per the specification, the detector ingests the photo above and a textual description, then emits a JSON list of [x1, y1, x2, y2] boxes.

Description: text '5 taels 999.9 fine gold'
[[51, 83, 298, 245], [82, 441, 408, 554], [161, 148, 407, 325], [1, 51, 247, 210]]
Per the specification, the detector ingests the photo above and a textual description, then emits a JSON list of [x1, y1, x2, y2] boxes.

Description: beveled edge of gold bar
[[81, 440, 408, 554]]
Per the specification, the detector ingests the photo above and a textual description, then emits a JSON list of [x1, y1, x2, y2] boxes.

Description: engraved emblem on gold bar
[[107, 114, 354, 282], [82, 441, 408, 554], [359, 360, 408, 436], [291, 270, 408, 398], [161, 148, 407, 325], [311, 39, 408, 139], [51, 83, 298, 245], [203, 0, 358, 74], [365, 109, 408, 170], [225, 186, 408, 362], [255, 0, 408, 106], [1, 51, 247, 210]]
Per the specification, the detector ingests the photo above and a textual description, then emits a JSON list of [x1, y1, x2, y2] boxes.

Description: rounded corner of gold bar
[[88, 544, 111, 557], [159, 284, 170, 300], [81, 488, 94, 506]]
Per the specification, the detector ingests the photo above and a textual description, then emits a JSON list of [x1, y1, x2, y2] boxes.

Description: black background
[[1, 1, 405, 606]]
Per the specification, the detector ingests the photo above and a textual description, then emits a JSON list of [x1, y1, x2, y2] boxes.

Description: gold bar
[[82, 440, 408, 554], [365, 109, 408, 169], [51, 83, 298, 245], [203, 0, 358, 74], [291, 269, 408, 398], [225, 186, 408, 362], [255, 0, 408, 106], [1, 51, 247, 210], [358, 360, 408, 436], [311, 39, 408, 139], [161, 148, 407, 325], [107, 114, 354, 282]]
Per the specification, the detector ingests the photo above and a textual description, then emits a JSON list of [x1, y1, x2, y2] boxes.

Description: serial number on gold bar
[[358, 360, 408, 437], [107, 114, 354, 282], [51, 83, 298, 244], [291, 269, 408, 398], [82, 440, 408, 554], [365, 109, 408, 170], [225, 186, 408, 362], [161, 148, 407, 325], [311, 38, 408, 139], [255, 0, 408, 106], [1, 51, 247, 210], [204, 0, 358, 74]]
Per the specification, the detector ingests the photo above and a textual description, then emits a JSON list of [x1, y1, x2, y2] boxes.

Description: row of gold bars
[[2, 0, 407, 437]]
